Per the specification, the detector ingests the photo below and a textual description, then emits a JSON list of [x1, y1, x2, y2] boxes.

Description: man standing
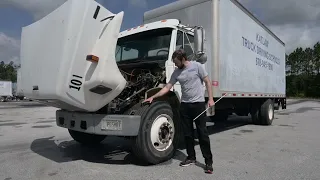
[[143, 49, 214, 174]]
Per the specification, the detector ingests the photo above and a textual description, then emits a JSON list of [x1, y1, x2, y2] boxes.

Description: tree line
[[1, 42, 320, 98], [0, 61, 19, 82], [286, 42, 320, 98]]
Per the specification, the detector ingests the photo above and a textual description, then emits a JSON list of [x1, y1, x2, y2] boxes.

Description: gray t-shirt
[[169, 61, 208, 103]]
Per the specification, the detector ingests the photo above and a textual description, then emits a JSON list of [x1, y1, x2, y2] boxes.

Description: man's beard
[[178, 64, 185, 69]]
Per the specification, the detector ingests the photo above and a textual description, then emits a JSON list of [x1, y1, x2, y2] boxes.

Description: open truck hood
[[20, 0, 126, 112]]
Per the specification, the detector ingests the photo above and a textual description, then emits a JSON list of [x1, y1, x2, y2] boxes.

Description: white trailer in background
[[20, 0, 286, 164], [0, 80, 13, 102]]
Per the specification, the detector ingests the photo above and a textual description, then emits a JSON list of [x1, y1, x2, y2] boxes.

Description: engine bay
[[97, 60, 167, 114]]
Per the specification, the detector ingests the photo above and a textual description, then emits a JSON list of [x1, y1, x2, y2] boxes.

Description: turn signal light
[[86, 55, 99, 62]]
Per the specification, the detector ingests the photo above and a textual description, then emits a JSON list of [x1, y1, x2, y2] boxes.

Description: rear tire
[[251, 99, 274, 125], [260, 99, 274, 125], [132, 101, 182, 165], [68, 129, 106, 145]]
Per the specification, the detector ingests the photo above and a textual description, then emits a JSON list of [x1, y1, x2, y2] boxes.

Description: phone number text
[[256, 57, 273, 71]]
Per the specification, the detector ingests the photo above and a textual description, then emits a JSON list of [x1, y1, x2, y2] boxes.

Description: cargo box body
[[143, 0, 286, 98]]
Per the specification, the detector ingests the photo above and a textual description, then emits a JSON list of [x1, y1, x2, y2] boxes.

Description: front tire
[[132, 101, 182, 165]]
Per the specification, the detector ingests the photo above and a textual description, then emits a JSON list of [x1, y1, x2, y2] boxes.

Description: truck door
[[170, 30, 206, 99]]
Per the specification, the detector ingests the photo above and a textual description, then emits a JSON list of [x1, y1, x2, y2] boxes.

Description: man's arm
[[144, 71, 177, 102], [203, 76, 213, 101], [197, 62, 214, 104], [150, 83, 173, 99]]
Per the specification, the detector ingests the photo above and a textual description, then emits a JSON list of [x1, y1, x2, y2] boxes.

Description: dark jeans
[[179, 102, 213, 165]]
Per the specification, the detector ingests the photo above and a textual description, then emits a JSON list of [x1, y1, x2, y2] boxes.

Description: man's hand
[[142, 83, 173, 104], [208, 98, 215, 107], [143, 97, 154, 104]]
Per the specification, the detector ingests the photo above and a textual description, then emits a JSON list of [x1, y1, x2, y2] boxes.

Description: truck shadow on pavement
[[30, 115, 250, 167]]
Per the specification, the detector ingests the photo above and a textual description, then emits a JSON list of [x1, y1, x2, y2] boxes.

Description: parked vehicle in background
[[0, 80, 13, 102]]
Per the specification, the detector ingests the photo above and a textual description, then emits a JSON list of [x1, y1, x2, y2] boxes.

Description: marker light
[[86, 55, 99, 62]]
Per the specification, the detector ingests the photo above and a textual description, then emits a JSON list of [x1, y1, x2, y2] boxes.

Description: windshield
[[115, 28, 173, 63]]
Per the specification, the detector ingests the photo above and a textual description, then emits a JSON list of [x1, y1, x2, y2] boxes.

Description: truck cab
[[56, 19, 205, 165], [115, 19, 205, 100]]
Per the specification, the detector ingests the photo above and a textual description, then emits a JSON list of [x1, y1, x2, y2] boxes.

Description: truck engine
[[97, 62, 166, 115]]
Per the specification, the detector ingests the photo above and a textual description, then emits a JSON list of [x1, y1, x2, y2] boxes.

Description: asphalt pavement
[[0, 99, 320, 180]]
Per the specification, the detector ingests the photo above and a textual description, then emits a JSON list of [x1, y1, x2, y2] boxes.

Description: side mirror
[[194, 26, 207, 64]]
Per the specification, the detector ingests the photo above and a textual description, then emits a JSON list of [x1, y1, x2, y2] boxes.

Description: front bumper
[[56, 110, 141, 136]]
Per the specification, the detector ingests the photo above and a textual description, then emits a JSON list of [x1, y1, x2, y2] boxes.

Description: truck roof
[[118, 19, 180, 38], [143, 0, 285, 46]]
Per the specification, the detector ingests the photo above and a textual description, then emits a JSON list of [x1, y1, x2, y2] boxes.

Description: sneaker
[[204, 164, 213, 174], [179, 159, 196, 167]]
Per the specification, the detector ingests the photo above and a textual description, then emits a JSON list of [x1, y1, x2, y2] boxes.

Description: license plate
[[101, 119, 122, 131]]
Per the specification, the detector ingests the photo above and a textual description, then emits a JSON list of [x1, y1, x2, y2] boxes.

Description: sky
[[0, 0, 319, 65]]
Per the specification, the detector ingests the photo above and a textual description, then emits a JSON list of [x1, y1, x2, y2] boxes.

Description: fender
[[144, 87, 181, 108]]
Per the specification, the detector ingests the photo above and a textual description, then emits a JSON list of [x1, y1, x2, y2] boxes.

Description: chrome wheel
[[150, 114, 175, 151], [268, 104, 274, 120]]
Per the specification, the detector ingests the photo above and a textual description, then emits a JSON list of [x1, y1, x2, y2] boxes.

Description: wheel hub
[[158, 123, 173, 142], [268, 104, 273, 120], [150, 114, 175, 151]]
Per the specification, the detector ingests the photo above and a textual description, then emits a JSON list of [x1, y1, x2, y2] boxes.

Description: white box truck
[[0, 80, 13, 102], [20, 0, 286, 164]]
